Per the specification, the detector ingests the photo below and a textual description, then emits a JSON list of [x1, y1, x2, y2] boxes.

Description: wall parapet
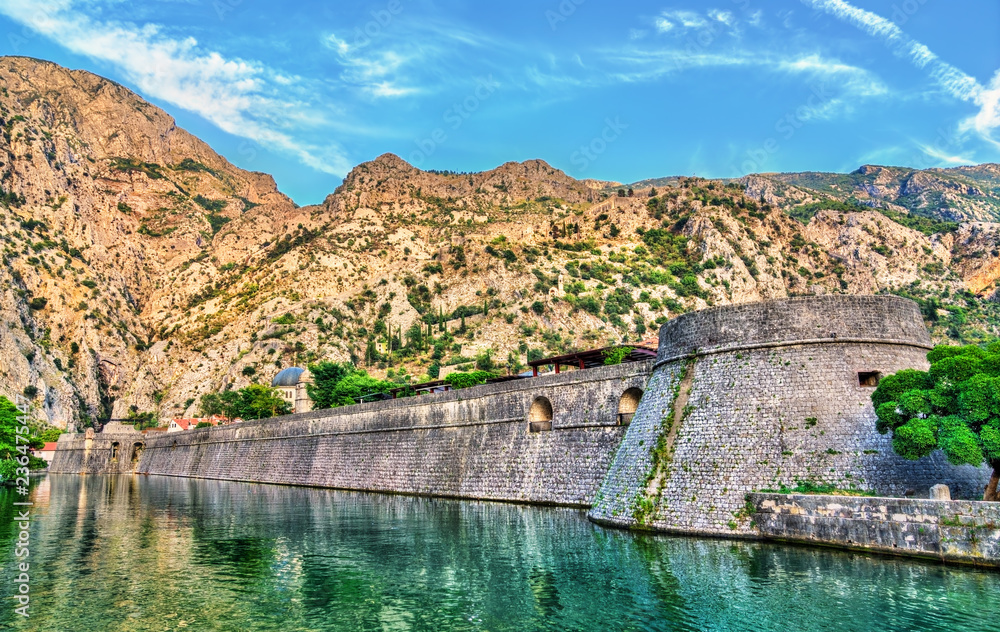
[[750, 493, 1000, 569], [656, 295, 932, 363]]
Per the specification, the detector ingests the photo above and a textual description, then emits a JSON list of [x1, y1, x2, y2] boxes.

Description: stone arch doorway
[[110, 441, 120, 461], [529, 396, 553, 433], [131, 442, 144, 468], [618, 388, 643, 425]]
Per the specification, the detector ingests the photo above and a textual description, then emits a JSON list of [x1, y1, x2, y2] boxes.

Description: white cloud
[[802, 0, 998, 147], [654, 17, 674, 33], [962, 68, 1000, 150], [324, 34, 350, 56], [917, 142, 975, 166], [0, 0, 351, 174], [665, 10, 707, 29], [708, 10, 734, 27]]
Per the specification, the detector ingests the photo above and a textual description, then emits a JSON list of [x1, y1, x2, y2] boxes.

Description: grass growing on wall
[[632, 361, 695, 526], [758, 479, 878, 497]]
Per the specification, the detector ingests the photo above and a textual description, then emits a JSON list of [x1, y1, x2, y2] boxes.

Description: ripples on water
[[1, 475, 998, 632]]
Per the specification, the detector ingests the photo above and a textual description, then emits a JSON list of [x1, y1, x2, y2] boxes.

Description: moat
[[2, 475, 998, 632]]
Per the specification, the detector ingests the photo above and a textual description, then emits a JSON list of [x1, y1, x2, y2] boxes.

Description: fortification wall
[[51, 361, 651, 507], [588, 296, 993, 536], [50, 423, 148, 474]]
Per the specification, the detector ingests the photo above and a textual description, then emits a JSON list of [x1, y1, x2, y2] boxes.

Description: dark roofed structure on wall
[[527, 345, 657, 376]]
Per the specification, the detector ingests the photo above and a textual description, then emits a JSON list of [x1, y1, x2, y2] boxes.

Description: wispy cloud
[[916, 142, 975, 166], [0, 0, 351, 174], [654, 9, 708, 31], [322, 34, 420, 99], [802, 0, 1000, 148], [320, 18, 509, 100]]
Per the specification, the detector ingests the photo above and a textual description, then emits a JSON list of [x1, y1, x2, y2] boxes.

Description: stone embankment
[[750, 493, 1000, 569]]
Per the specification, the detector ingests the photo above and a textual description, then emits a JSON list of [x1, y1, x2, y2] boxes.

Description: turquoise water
[[1, 475, 998, 632]]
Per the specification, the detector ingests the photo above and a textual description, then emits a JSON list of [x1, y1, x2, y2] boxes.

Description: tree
[[39, 427, 63, 443], [602, 346, 634, 366], [306, 361, 354, 410], [199, 385, 290, 420], [307, 361, 395, 409], [444, 371, 495, 390], [126, 411, 159, 430], [0, 396, 44, 483], [872, 343, 1000, 501]]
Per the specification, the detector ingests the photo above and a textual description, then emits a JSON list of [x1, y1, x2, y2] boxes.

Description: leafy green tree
[[602, 346, 634, 366], [234, 384, 291, 419], [126, 410, 159, 430], [444, 371, 496, 390], [39, 427, 63, 443], [872, 343, 1000, 501], [0, 396, 44, 482], [307, 361, 395, 409], [199, 385, 291, 420]]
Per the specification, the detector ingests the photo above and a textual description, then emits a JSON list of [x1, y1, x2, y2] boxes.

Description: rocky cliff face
[[2, 56, 999, 429]]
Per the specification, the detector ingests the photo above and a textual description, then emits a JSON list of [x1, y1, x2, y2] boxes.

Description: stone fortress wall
[[587, 295, 992, 536], [51, 360, 651, 507], [51, 295, 994, 550], [51, 422, 149, 475]]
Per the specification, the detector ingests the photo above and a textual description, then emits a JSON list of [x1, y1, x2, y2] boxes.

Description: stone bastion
[[587, 295, 993, 536]]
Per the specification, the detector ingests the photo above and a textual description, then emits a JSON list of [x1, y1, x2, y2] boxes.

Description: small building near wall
[[271, 367, 314, 414], [167, 416, 233, 432], [35, 442, 59, 464]]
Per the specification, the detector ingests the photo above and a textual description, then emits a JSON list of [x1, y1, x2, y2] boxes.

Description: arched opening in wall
[[528, 397, 553, 433], [131, 443, 144, 466], [171, 441, 177, 451], [110, 442, 120, 461], [618, 388, 643, 425]]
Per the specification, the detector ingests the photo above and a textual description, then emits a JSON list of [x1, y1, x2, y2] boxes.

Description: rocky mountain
[[2, 56, 1000, 430], [634, 164, 1000, 223]]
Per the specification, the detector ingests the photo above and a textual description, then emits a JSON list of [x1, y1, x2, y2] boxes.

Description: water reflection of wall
[[2, 475, 999, 632]]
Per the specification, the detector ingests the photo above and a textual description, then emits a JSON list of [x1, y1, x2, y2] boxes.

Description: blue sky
[[0, 0, 998, 205]]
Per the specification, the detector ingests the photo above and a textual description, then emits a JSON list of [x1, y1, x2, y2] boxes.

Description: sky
[[0, 0, 998, 205]]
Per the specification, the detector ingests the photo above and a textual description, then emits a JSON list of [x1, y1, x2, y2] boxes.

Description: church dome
[[272, 367, 306, 387]]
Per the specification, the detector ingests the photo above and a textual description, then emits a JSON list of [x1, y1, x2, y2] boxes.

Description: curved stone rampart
[[590, 295, 990, 537], [656, 295, 932, 363]]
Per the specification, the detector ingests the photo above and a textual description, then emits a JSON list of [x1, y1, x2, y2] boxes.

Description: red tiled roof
[[41, 442, 59, 452], [171, 416, 228, 430]]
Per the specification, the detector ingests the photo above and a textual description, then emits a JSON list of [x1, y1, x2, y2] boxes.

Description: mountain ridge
[[2, 56, 1000, 430]]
